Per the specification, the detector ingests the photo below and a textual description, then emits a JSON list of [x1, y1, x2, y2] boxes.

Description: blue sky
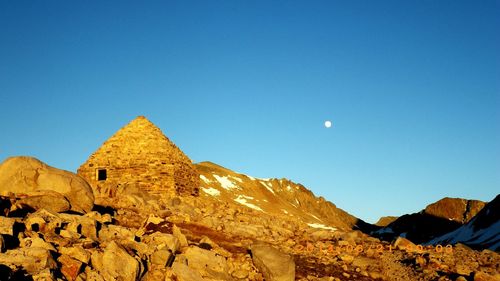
[[1, 1, 498, 223]]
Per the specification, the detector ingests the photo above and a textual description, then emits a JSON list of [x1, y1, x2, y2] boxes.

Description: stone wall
[[77, 116, 199, 197]]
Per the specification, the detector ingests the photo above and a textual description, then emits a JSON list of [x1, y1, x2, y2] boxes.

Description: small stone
[[338, 253, 354, 264], [172, 262, 205, 281], [474, 271, 498, 281], [0, 235, 4, 253], [369, 271, 384, 279], [58, 254, 83, 281], [59, 246, 91, 264], [456, 264, 472, 276], [232, 269, 249, 279], [416, 255, 427, 267], [393, 236, 416, 251], [151, 249, 172, 266], [0, 217, 17, 236], [172, 225, 188, 248]]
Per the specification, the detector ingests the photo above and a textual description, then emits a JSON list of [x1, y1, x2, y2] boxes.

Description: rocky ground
[[0, 156, 498, 281], [0, 190, 498, 281]]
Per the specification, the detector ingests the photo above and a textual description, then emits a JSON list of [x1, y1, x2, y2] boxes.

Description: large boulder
[[91, 241, 141, 281], [250, 242, 295, 281], [0, 247, 57, 274], [0, 156, 94, 213]]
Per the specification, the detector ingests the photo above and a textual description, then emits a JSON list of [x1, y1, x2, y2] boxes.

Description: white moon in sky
[[324, 120, 332, 128]]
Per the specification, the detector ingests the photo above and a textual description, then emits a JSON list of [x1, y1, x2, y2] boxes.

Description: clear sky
[[1, 1, 498, 223]]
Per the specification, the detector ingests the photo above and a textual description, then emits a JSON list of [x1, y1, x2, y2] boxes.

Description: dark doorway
[[97, 169, 107, 181]]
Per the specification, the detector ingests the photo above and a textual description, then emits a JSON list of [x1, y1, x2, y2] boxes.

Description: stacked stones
[[77, 116, 199, 197]]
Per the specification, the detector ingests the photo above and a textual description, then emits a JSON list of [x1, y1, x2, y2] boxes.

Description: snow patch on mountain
[[200, 175, 211, 183], [229, 175, 243, 183], [428, 220, 500, 251], [201, 187, 220, 196], [374, 227, 394, 235], [213, 175, 238, 190], [234, 195, 263, 212], [307, 223, 337, 231], [310, 214, 321, 221], [260, 180, 275, 194]]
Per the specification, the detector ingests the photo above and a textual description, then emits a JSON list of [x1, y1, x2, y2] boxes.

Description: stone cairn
[[77, 116, 199, 197]]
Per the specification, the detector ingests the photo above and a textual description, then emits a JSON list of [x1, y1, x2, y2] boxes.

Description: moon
[[324, 120, 332, 128]]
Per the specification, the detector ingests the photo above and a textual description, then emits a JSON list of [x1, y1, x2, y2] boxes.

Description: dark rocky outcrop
[[373, 197, 486, 244]]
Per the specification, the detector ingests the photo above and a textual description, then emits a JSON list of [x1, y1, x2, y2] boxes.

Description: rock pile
[[1, 178, 499, 281]]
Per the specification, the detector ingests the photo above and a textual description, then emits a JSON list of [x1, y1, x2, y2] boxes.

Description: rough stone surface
[[0, 217, 16, 236], [393, 236, 416, 251], [0, 156, 94, 213], [91, 241, 141, 281], [77, 116, 199, 197], [424, 197, 486, 223], [251, 242, 295, 281], [58, 254, 83, 281], [18, 192, 71, 213], [172, 262, 205, 281], [0, 247, 57, 274]]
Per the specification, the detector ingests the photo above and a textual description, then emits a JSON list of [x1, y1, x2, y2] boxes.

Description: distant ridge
[[429, 194, 500, 251], [195, 161, 373, 231]]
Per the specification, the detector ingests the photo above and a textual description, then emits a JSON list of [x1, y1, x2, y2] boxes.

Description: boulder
[[183, 246, 229, 278], [474, 271, 499, 281], [250, 242, 295, 281], [20, 236, 56, 251], [393, 236, 416, 251], [58, 254, 83, 281], [142, 232, 180, 253], [18, 191, 71, 213], [151, 249, 173, 266], [91, 241, 141, 281], [171, 262, 206, 281], [0, 216, 17, 236], [98, 224, 135, 242], [59, 213, 98, 241], [59, 246, 91, 264], [0, 247, 57, 274], [173, 224, 188, 248], [0, 156, 94, 213]]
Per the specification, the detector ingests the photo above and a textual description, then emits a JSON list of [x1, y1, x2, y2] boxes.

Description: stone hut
[[77, 116, 199, 196]]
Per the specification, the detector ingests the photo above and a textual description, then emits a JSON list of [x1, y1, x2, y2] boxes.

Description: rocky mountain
[[1, 156, 498, 281], [373, 197, 486, 244], [196, 161, 371, 232], [428, 195, 500, 251], [375, 217, 398, 227]]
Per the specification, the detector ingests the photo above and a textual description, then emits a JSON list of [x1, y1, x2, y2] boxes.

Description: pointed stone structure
[[77, 116, 199, 196]]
